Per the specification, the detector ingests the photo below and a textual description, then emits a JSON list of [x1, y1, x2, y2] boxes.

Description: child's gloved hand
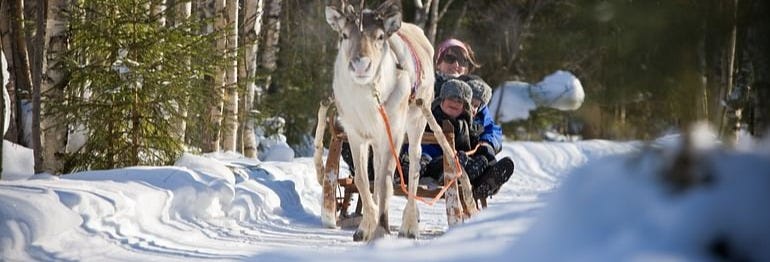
[[456, 151, 469, 166], [476, 143, 496, 162]]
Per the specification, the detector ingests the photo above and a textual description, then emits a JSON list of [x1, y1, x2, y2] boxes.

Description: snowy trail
[[1, 140, 639, 261]]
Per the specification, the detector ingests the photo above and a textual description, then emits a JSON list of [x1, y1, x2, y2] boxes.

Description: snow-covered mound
[[489, 70, 584, 123]]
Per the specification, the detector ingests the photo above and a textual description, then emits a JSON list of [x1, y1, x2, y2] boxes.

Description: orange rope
[[377, 105, 463, 206]]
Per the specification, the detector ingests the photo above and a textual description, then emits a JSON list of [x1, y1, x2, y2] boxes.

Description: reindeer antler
[[337, 0, 357, 19]]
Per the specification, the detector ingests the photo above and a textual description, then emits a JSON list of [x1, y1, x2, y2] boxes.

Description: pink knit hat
[[435, 38, 469, 65]]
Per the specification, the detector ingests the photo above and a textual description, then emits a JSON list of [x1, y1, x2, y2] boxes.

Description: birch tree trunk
[[28, 0, 46, 173], [41, 0, 69, 174], [151, 0, 166, 27], [239, 0, 264, 158], [256, 0, 282, 104], [426, 0, 440, 44], [173, 0, 191, 144], [220, 0, 238, 152], [201, 0, 225, 152]]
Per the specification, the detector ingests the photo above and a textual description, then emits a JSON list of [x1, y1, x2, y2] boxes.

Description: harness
[[395, 31, 422, 101]]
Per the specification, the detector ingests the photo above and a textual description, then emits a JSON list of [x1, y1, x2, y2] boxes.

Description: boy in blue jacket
[[419, 79, 514, 200]]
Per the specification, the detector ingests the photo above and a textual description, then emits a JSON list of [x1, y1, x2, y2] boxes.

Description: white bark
[[172, 0, 192, 143], [40, 0, 69, 174], [151, 0, 166, 27], [204, 0, 225, 152], [221, 0, 239, 152], [239, 0, 264, 158]]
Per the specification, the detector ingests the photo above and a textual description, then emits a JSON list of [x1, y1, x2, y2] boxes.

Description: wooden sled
[[313, 98, 487, 228]]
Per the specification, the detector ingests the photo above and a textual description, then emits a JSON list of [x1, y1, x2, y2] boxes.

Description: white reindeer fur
[[326, 4, 434, 241]]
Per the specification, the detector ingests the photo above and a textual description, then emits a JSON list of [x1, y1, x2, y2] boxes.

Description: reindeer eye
[[342, 33, 349, 40], [377, 33, 384, 41]]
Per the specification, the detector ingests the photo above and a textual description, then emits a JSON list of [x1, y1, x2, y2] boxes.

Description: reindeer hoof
[[379, 214, 390, 234], [353, 230, 366, 242], [398, 231, 417, 239]]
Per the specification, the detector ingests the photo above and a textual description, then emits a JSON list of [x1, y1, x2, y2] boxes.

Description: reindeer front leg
[[373, 140, 396, 237], [351, 141, 379, 242], [400, 109, 426, 239]]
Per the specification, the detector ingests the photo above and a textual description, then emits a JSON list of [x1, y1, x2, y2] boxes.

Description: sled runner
[[314, 99, 487, 228]]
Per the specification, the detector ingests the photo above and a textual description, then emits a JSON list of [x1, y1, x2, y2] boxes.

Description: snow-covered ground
[[2, 128, 770, 261]]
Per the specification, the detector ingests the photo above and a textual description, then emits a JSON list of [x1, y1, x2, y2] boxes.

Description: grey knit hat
[[467, 78, 492, 106], [440, 79, 473, 109]]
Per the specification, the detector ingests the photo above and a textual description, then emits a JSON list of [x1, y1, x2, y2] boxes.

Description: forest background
[[2, 0, 769, 174]]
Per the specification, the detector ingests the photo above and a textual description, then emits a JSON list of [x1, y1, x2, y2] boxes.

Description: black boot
[[463, 154, 489, 181], [472, 157, 514, 199]]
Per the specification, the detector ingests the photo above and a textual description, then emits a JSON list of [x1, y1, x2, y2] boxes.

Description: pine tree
[[49, 0, 224, 172]]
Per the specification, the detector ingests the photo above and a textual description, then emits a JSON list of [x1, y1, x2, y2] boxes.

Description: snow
[[2, 140, 35, 180], [2, 128, 770, 261], [488, 70, 584, 123], [256, 117, 296, 162], [488, 81, 537, 122], [532, 70, 585, 111]]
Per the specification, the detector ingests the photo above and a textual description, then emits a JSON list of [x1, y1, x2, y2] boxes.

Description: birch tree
[[221, 0, 238, 151], [196, 0, 219, 152], [41, 0, 69, 174], [239, 0, 264, 158], [30, 0, 47, 173], [172, 0, 192, 143], [202, 0, 226, 153], [151, 0, 167, 26]]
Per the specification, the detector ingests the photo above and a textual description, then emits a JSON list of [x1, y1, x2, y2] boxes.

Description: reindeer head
[[326, 0, 402, 85]]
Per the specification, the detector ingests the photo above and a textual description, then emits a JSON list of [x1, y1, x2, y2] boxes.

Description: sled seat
[[321, 114, 485, 227]]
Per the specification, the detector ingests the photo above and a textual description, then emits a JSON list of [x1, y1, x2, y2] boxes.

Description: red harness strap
[[396, 31, 422, 100]]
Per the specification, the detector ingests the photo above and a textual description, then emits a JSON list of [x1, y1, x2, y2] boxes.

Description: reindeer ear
[[377, 0, 402, 35], [325, 6, 346, 32]]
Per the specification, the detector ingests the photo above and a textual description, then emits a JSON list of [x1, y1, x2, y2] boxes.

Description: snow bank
[[502, 128, 770, 261], [488, 70, 584, 123], [2, 140, 35, 180]]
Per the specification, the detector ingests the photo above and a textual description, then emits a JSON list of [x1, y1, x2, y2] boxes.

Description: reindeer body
[[325, 1, 434, 241]]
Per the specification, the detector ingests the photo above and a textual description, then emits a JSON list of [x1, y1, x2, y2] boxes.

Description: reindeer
[[324, 0, 435, 241]]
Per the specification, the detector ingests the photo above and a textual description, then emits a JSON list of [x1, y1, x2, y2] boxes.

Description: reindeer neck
[[359, 41, 399, 105]]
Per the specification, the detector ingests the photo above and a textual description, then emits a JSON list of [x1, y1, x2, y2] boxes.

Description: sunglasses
[[441, 54, 469, 67]]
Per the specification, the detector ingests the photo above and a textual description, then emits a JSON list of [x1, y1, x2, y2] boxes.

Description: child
[[461, 75, 514, 199], [418, 79, 513, 199], [420, 78, 514, 200]]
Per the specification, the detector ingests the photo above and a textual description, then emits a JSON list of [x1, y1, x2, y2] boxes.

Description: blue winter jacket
[[473, 105, 503, 153]]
